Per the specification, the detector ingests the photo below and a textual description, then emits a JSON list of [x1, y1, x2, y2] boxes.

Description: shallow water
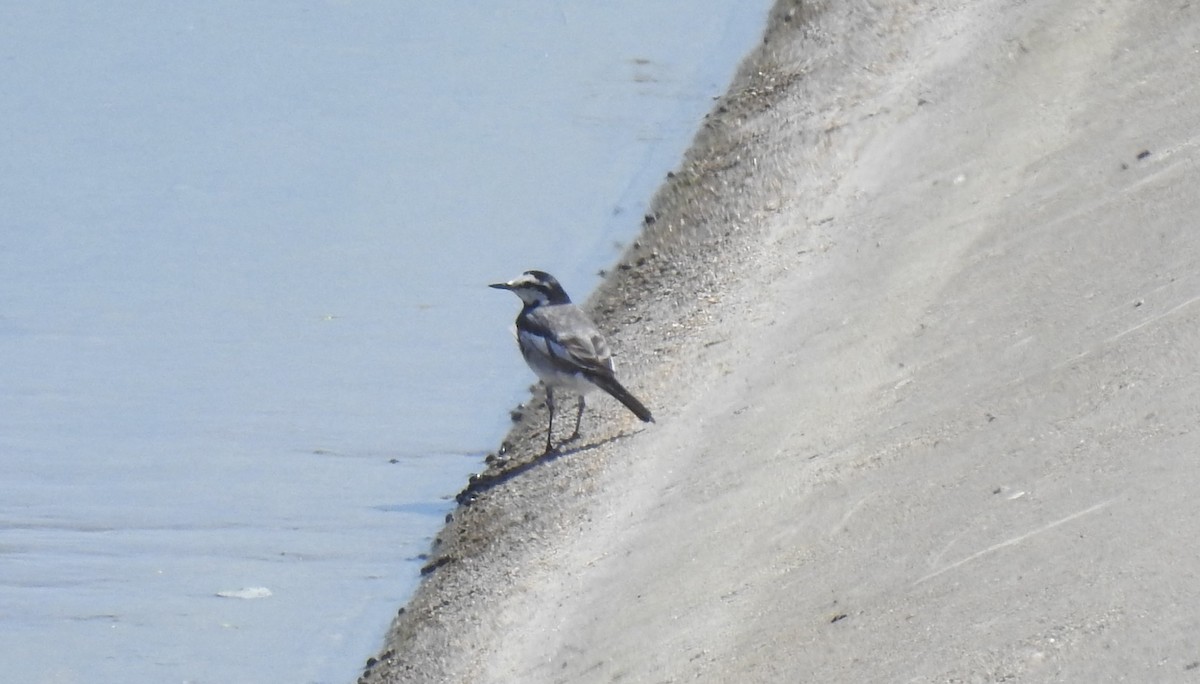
[[0, 2, 771, 682]]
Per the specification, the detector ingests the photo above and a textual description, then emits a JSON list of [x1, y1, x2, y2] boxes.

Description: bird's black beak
[[489, 281, 514, 290]]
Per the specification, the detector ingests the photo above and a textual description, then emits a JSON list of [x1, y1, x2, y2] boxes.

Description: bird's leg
[[567, 395, 586, 442], [544, 386, 556, 454]]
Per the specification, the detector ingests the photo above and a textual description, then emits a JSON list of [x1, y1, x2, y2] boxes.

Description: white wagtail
[[490, 270, 654, 453]]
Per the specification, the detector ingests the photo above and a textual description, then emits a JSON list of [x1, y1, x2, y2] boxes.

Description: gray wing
[[522, 305, 616, 376]]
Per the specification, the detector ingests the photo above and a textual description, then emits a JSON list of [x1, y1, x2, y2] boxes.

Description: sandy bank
[[363, 0, 1200, 681]]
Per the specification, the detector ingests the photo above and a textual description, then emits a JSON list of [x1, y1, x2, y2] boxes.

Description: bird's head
[[489, 270, 571, 306]]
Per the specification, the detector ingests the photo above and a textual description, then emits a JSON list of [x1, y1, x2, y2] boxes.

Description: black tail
[[590, 373, 654, 423]]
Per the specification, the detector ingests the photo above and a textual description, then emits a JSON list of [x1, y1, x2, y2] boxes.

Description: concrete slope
[[364, 1, 1200, 681]]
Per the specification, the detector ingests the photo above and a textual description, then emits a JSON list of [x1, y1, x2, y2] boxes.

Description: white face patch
[[506, 274, 550, 306], [509, 273, 540, 288], [514, 289, 548, 306]]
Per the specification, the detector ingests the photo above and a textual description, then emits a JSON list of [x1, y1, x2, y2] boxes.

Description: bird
[[490, 270, 654, 453]]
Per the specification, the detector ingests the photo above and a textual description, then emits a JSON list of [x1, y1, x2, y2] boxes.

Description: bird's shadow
[[455, 431, 632, 505]]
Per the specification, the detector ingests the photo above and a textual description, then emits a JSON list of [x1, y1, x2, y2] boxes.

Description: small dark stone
[[388, 458, 399, 464], [445, 512, 453, 523], [667, 171, 676, 178], [398, 607, 406, 616], [830, 613, 848, 623], [644, 213, 657, 225], [509, 408, 523, 422], [365, 657, 377, 668], [1136, 149, 1151, 160], [420, 555, 454, 575]]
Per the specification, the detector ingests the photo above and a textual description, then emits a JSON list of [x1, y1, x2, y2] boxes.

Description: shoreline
[[359, 2, 898, 679], [352, 0, 806, 676], [363, 0, 1200, 681]]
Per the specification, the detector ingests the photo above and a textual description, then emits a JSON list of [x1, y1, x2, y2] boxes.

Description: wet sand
[[362, 0, 1200, 681]]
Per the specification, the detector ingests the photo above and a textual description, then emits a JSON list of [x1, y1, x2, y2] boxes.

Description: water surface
[[0, 2, 772, 681]]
